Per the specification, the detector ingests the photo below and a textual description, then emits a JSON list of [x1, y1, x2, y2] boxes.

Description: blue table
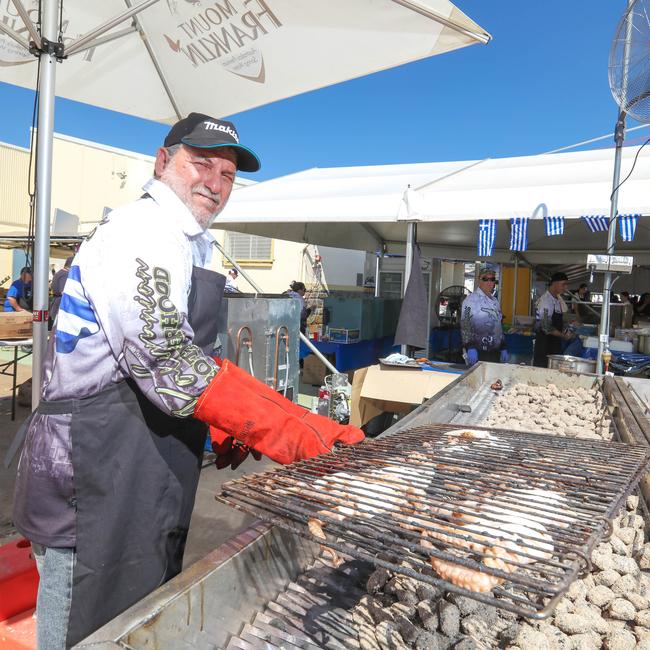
[[300, 336, 399, 372]]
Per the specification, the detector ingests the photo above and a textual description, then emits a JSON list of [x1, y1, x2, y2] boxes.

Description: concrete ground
[[0, 353, 318, 569]]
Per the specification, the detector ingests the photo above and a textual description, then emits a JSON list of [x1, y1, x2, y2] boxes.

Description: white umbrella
[[0, 0, 489, 403]]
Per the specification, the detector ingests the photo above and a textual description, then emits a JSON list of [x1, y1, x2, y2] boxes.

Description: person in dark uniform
[[11, 113, 364, 649], [49, 256, 74, 327], [571, 283, 599, 325], [460, 265, 508, 365], [285, 280, 311, 334], [533, 272, 574, 367]]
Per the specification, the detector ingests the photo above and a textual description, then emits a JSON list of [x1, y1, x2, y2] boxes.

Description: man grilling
[[461, 265, 508, 365], [12, 113, 364, 649], [533, 272, 575, 367]]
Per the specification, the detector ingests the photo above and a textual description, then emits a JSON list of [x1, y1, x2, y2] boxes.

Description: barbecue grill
[[217, 424, 650, 620], [74, 363, 650, 649]]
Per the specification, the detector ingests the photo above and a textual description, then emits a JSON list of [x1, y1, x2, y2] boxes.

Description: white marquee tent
[[216, 145, 650, 264]]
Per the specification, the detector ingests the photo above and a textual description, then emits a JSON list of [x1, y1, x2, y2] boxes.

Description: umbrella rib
[[388, 0, 491, 44], [65, 0, 161, 57], [65, 26, 138, 57], [0, 15, 29, 51], [125, 0, 183, 120], [9, 0, 40, 49]]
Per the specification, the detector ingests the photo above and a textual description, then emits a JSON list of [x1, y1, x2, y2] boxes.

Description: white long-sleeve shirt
[[43, 178, 219, 415]]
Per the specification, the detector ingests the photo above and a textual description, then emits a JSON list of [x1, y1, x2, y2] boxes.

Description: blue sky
[[0, 0, 644, 182]]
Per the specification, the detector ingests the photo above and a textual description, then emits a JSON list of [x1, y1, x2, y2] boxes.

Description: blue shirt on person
[[3, 279, 31, 311]]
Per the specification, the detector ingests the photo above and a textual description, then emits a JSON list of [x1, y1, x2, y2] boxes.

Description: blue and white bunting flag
[[509, 218, 528, 251], [582, 215, 609, 233], [619, 214, 639, 242], [544, 216, 565, 236], [477, 219, 497, 257]]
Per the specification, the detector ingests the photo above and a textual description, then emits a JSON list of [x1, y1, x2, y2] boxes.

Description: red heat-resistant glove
[[210, 426, 262, 470], [194, 360, 364, 465]]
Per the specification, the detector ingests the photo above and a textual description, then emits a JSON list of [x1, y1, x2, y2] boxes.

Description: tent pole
[[374, 252, 381, 298], [512, 255, 519, 325], [31, 0, 58, 409], [401, 222, 416, 355], [597, 0, 633, 375], [597, 113, 626, 375], [211, 240, 339, 375]]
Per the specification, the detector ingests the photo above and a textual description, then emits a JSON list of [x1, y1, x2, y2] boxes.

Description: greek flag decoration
[[477, 219, 497, 257], [509, 217, 529, 251], [544, 216, 565, 236], [544, 217, 564, 237], [582, 215, 609, 233], [619, 214, 639, 242]]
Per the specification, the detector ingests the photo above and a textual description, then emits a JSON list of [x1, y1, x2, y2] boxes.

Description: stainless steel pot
[[547, 354, 597, 374]]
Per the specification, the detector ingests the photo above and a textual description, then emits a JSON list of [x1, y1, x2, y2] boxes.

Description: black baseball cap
[[164, 112, 260, 172]]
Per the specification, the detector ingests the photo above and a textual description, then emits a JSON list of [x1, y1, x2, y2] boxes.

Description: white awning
[[0, 0, 490, 122], [216, 145, 650, 263]]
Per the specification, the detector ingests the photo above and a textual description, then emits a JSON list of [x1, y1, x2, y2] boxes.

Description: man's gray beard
[[160, 168, 222, 230]]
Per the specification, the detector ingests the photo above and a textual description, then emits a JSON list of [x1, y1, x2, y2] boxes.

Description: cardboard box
[[350, 364, 458, 427], [301, 354, 354, 387], [0, 312, 33, 340], [301, 354, 329, 386]]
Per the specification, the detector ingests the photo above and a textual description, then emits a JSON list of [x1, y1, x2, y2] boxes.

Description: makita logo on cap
[[203, 121, 239, 143]]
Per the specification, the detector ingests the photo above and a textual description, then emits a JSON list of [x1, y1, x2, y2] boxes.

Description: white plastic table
[[0, 338, 33, 420]]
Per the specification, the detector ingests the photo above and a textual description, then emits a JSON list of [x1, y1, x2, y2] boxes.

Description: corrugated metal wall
[[0, 144, 30, 228]]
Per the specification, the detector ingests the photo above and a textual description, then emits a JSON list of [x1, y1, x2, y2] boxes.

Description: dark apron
[[533, 309, 563, 368], [62, 266, 225, 647], [477, 349, 501, 363]]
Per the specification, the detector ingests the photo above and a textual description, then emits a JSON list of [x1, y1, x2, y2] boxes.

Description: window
[[224, 232, 273, 266], [379, 271, 402, 298]]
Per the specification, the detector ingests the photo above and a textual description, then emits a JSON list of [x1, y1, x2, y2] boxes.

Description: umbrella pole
[[31, 0, 58, 408]]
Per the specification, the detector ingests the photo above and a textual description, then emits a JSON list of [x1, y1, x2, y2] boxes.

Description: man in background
[[224, 268, 239, 293], [534, 272, 580, 366], [3, 266, 32, 312], [461, 265, 508, 365], [49, 256, 74, 326]]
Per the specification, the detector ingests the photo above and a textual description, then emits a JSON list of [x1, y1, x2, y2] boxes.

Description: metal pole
[[597, 115, 626, 375], [31, 0, 58, 408], [374, 253, 381, 298], [512, 255, 519, 325], [425, 259, 431, 359], [597, 0, 634, 375], [401, 222, 416, 355], [212, 240, 338, 375]]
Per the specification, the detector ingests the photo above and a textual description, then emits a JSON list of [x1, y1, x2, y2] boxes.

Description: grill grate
[[217, 424, 650, 619]]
